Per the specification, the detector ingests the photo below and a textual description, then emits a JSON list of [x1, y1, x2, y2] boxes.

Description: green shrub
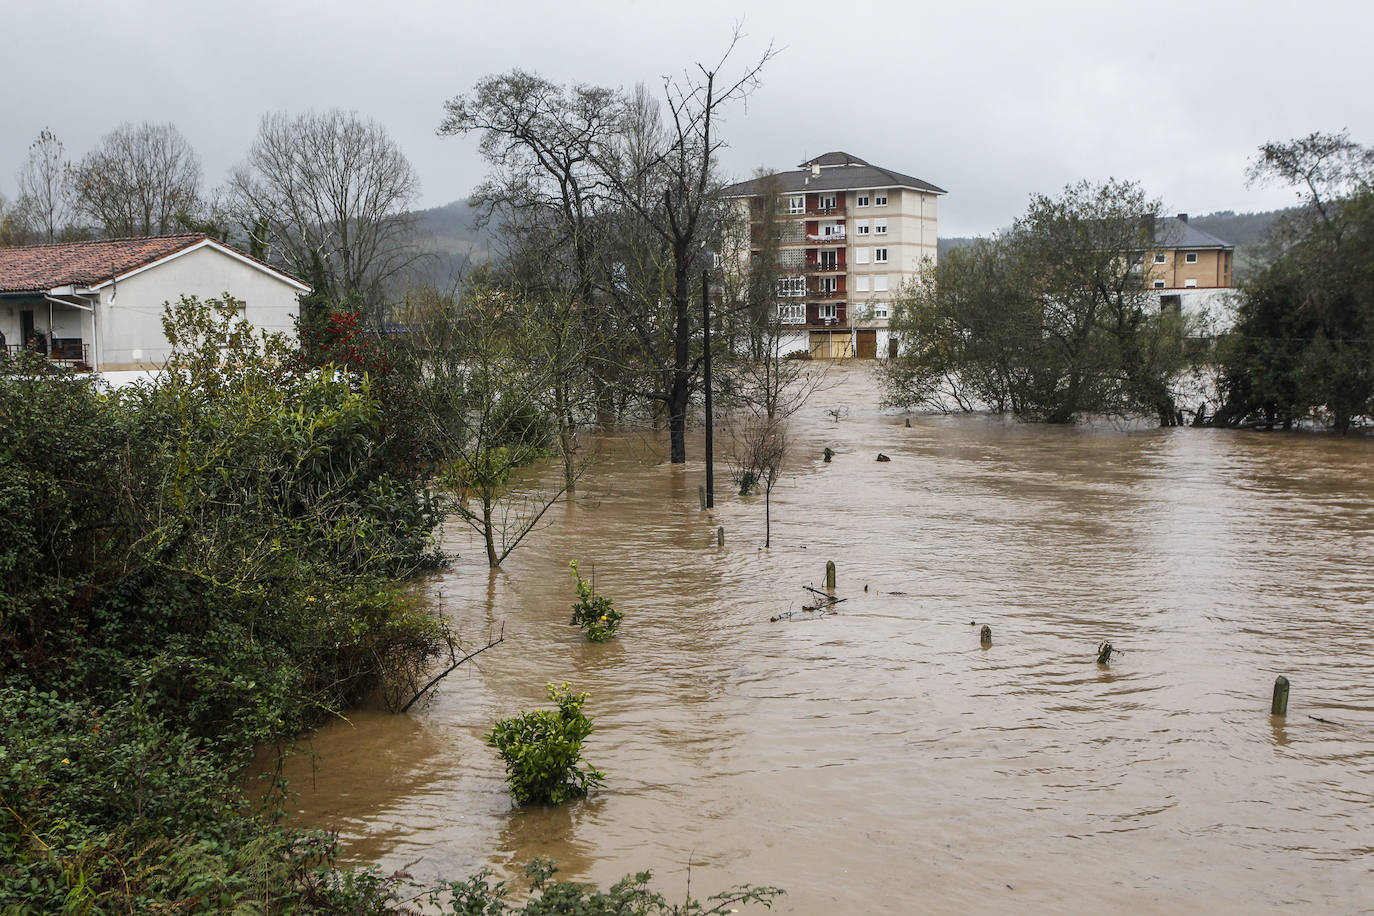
[[431, 857, 784, 915], [568, 561, 621, 642], [487, 683, 604, 805]]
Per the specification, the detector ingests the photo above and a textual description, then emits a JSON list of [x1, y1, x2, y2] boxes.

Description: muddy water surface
[[279, 365, 1374, 913]]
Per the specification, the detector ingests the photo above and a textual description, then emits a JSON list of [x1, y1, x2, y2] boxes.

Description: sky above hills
[[3, 0, 1370, 237]]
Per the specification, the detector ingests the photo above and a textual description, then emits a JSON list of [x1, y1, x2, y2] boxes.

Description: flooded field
[[276, 364, 1374, 914]]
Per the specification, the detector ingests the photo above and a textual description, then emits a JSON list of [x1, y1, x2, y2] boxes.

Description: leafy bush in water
[[431, 858, 783, 915], [569, 561, 622, 642], [488, 683, 605, 805]]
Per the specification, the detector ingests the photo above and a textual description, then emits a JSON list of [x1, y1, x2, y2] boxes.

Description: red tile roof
[[0, 234, 208, 293]]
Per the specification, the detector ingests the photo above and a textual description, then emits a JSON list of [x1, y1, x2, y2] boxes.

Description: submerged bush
[[487, 683, 604, 805], [569, 560, 622, 642], [431, 857, 784, 915]]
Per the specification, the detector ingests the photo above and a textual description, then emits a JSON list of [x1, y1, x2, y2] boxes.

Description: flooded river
[[277, 364, 1374, 913]]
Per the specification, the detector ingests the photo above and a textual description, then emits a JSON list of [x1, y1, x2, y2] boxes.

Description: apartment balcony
[[804, 261, 845, 274], [808, 287, 846, 301], [4, 340, 91, 370], [803, 205, 845, 218], [805, 231, 846, 243]]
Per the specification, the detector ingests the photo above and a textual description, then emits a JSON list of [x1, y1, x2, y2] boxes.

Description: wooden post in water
[[698, 485, 706, 511], [980, 625, 992, 646], [717, 526, 724, 547], [1271, 675, 1290, 716], [825, 560, 836, 591]]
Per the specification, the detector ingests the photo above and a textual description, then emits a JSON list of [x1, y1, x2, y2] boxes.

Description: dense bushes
[[0, 298, 445, 911]]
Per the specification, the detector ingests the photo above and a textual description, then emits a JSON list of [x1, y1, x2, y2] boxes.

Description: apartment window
[[1153, 253, 1166, 264], [1185, 252, 1198, 263], [820, 195, 837, 211], [874, 219, 888, 234], [1184, 279, 1198, 288], [874, 248, 889, 263], [818, 303, 838, 320], [872, 301, 889, 319], [777, 276, 806, 297], [855, 247, 870, 264], [857, 220, 870, 235], [819, 276, 838, 295], [819, 250, 838, 270], [1153, 280, 1166, 289], [874, 192, 888, 206], [787, 196, 804, 214], [857, 194, 870, 208], [856, 276, 870, 292], [777, 303, 804, 323], [874, 275, 889, 292]]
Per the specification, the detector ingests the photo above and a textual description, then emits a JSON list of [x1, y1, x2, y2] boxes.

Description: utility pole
[[702, 270, 714, 508]]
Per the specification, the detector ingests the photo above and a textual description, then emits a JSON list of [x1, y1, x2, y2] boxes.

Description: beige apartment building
[[722, 152, 945, 358], [1145, 214, 1235, 321]]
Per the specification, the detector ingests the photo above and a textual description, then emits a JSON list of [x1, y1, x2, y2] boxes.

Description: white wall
[[96, 245, 304, 369]]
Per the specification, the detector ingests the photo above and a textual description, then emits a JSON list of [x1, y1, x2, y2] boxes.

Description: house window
[[874, 192, 888, 206], [874, 248, 888, 263], [872, 301, 889, 319], [1185, 252, 1198, 263], [1184, 279, 1198, 288], [857, 194, 870, 207], [874, 219, 888, 234], [818, 303, 838, 320], [787, 196, 804, 214], [874, 275, 889, 292], [855, 248, 870, 264], [857, 220, 870, 235], [856, 276, 870, 292], [777, 303, 804, 323], [777, 276, 806, 297], [1153, 280, 1166, 289], [1153, 253, 1166, 264]]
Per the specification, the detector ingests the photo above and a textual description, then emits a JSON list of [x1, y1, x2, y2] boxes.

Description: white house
[[0, 234, 310, 372]]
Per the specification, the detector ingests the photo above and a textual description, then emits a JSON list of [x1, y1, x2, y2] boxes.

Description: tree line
[[883, 132, 1374, 433]]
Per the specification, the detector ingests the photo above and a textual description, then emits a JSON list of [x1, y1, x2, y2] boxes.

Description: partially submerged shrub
[[431, 856, 784, 915], [569, 560, 622, 642], [487, 683, 604, 805]]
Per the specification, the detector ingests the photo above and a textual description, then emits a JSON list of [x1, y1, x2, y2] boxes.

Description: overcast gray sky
[[3, 0, 1369, 236]]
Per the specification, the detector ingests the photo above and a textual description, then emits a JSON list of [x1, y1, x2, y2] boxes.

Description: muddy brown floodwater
[[275, 364, 1374, 914]]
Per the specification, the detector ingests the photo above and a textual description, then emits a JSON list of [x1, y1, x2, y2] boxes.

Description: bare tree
[[229, 110, 420, 323], [590, 38, 777, 463], [16, 129, 76, 243], [716, 171, 829, 420], [73, 122, 202, 237], [728, 416, 787, 548]]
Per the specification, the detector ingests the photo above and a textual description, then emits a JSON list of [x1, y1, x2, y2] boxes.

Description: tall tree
[[16, 129, 76, 243], [229, 110, 420, 324], [73, 122, 202, 237], [440, 36, 774, 463], [884, 180, 1190, 424], [1215, 131, 1374, 432]]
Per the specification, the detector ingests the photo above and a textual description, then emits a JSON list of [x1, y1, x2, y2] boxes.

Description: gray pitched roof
[[1154, 217, 1233, 249], [798, 151, 871, 168], [722, 151, 946, 198]]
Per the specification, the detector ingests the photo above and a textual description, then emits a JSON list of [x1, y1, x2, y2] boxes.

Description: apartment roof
[[722, 151, 946, 198], [1154, 216, 1233, 250], [0, 234, 309, 294]]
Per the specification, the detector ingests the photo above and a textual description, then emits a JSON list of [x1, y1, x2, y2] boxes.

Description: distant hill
[[403, 199, 491, 292]]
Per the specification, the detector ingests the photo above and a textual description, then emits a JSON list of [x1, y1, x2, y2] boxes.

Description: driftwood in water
[[401, 624, 505, 713]]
